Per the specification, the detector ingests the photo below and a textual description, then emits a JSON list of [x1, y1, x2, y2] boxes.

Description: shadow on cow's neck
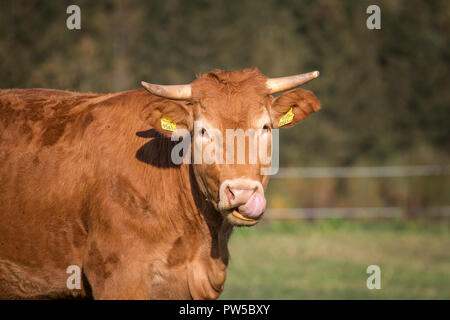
[[135, 129, 180, 168], [188, 164, 232, 262]]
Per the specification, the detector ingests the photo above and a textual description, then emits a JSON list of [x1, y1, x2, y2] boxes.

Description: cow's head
[[141, 68, 320, 226]]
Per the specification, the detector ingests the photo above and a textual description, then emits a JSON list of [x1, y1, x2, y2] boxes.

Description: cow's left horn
[[266, 71, 320, 94], [141, 82, 192, 99]]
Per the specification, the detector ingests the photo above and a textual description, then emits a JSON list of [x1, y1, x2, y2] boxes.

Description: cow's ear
[[269, 88, 321, 129], [141, 99, 193, 137]]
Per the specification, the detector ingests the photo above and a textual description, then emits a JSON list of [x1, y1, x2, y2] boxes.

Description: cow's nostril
[[226, 186, 235, 201]]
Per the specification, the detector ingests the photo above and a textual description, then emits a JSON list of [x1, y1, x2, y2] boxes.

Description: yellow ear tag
[[278, 107, 294, 127], [161, 116, 177, 132]]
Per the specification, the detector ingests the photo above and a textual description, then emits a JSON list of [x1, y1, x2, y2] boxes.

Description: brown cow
[[0, 68, 320, 299]]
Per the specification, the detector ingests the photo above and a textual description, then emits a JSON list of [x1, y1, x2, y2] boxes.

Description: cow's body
[[0, 68, 320, 299], [0, 89, 230, 299]]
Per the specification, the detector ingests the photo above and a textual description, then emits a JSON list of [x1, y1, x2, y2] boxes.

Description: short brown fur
[[0, 68, 320, 299]]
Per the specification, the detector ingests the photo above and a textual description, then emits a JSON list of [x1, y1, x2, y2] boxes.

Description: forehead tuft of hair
[[191, 67, 270, 100]]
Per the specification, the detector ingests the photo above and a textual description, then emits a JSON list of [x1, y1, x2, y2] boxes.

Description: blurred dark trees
[[0, 0, 449, 167]]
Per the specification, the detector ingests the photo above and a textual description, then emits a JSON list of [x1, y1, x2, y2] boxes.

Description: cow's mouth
[[225, 191, 266, 226], [225, 209, 262, 226], [225, 202, 264, 227], [232, 209, 258, 222], [217, 184, 266, 226]]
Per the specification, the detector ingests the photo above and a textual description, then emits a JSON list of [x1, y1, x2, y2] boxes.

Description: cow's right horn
[[266, 71, 320, 94], [141, 82, 192, 100]]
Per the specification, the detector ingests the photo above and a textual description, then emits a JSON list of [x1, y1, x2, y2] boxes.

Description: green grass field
[[221, 219, 450, 299]]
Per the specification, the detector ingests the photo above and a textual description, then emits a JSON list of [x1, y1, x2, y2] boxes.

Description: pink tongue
[[238, 192, 266, 219]]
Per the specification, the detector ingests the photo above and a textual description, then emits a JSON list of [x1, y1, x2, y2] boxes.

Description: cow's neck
[[110, 92, 234, 298], [177, 162, 233, 299], [134, 131, 233, 299]]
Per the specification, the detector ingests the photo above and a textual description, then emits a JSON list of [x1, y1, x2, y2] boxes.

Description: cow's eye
[[262, 124, 271, 132], [200, 128, 209, 137]]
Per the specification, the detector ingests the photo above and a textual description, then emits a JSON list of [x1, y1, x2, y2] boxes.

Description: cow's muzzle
[[218, 179, 266, 225]]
